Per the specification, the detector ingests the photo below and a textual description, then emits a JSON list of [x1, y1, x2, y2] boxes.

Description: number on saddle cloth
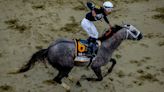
[[76, 39, 98, 57]]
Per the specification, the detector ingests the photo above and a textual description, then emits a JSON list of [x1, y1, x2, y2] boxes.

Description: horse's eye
[[127, 24, 130, 26]]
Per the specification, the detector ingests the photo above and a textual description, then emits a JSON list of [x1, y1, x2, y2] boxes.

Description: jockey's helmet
[[103, 1, 113, 12]]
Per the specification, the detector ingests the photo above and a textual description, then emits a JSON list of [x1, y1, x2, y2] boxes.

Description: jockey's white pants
[[81, 18, 98, 39]]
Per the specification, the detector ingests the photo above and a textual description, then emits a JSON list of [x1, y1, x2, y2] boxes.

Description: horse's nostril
[[137, 33, 143, 40]]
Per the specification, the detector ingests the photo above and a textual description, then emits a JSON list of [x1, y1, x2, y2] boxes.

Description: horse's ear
[[122, 21, 125, 25], [115, 25, 123, 30]]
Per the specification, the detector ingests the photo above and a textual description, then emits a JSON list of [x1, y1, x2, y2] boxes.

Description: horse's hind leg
[[53, 68, 72, 91], [53, 71, 64, 84], [53, 68, 72, 84]]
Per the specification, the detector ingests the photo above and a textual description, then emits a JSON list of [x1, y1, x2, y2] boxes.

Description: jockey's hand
[[105, 25, 112, 37]]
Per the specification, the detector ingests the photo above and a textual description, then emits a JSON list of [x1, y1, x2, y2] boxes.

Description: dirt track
[[0, 0, 164, 92]]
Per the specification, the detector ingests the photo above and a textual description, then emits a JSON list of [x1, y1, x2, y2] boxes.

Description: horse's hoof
[[61, 82, 70, 92], [68, 75, 75, 82], [108, 69, 113, 73], [86, 78, 102, 81], [76, 81, 82, 87], [96, 78, 103, 81], [86, 78, 93, 81], [53, 78, 62, 84], [42, 80, 57, 86]]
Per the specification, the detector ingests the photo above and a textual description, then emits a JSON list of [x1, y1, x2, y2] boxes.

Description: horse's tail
[[17, 49, 48, 73]]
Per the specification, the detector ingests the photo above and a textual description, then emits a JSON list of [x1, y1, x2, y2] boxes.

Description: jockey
[[81, 1, 114, 56]]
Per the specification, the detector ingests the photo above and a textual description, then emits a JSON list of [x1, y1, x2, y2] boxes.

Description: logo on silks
[[95, 14, 104, 20]]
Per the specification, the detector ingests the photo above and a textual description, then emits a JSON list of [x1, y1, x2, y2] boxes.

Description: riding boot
[[87, 37, 97, 57]]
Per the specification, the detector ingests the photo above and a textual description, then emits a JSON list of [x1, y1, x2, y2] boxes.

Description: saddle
[[74, 39, 101, 62]]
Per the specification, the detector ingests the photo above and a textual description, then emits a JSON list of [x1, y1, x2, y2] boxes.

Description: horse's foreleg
[[104, 58, 116, 77], [108, 58, 116, 73], [93, 67, 103, 81], [103, 58, 116, 77], [87, 67, 103, 81]]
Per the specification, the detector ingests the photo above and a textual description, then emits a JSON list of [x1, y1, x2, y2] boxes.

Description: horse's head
[[123, 24, 143, 40]]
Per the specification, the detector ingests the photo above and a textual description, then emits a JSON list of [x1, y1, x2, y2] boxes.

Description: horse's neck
[[101, 29, 126, 54]]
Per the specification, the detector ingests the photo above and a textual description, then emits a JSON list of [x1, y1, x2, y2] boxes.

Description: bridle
[[123, 25, 141, 40]]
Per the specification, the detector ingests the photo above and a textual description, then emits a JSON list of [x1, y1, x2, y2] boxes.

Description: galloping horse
[[15, 24, 143, 90]]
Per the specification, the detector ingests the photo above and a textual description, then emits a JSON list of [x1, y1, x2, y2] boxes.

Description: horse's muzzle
[[137, 33, 143, 40]]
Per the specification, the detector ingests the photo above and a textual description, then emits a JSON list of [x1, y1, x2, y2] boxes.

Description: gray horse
[[16, 24, 142, 89]]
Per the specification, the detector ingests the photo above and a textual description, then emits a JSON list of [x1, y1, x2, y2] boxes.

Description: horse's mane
[[98, 25, 123, 41]]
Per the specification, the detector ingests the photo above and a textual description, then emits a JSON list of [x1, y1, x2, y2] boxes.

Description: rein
[[98, 25, 123, 42], [105, 30, 112, 37]]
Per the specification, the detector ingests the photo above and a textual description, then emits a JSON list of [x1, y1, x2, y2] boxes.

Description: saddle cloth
[[74, 39, 101, 62]]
